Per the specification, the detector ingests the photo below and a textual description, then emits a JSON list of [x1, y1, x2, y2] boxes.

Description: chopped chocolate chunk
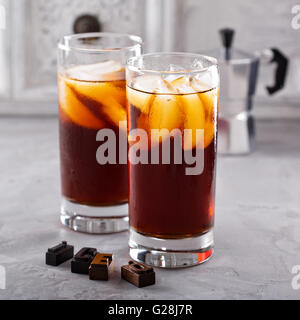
[[45, 241, 74, 266], [71, 247, 97, 274], [89, 253, 113, 281], [121, 260, 155, 288]]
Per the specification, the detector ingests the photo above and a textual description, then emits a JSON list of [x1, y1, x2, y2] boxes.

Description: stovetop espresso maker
[[212, 28, 289, 155]]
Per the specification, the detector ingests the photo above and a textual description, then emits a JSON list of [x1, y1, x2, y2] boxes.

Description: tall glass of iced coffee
[[126, 53, 219, 267], [58, 33, 142, 233]]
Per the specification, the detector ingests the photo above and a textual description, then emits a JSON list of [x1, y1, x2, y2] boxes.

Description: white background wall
[[0, 0, 299, 114], [0, 0, 144, 111]]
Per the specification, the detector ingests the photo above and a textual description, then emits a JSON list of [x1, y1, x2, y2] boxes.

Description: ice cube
[[155, 79, 175, 94], [66, 60, 125, 81], [192, 68, 219, 91], [191, 59, 205, 70], [133, 74, 162, 93], [191, 77, 211, 92], [164, 74, 181, 82], [133, 74, 175, 94], [171, 76, 195, 94], [168, 64, 186, 72]]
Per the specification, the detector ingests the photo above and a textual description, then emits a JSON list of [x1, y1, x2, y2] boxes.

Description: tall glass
[[126, 53, 219, 267], [57, 33, 142, 233]]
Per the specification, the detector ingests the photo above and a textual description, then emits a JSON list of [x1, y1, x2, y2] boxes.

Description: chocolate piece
[[89, 253, 113, 280], [121, 260, 155, 288], [71, 247, 97, 274], [46, 241, 74, 266]]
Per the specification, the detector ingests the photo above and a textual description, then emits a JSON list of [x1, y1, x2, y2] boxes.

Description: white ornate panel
[[0, 0, 299, 114], [10, 0, 143, 104]]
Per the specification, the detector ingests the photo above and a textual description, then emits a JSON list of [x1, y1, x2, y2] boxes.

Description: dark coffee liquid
[[58, 76, 128, 206], [59, 111, 128, 205], [127, 86, 218, 239], [129, 138, 216, 238]]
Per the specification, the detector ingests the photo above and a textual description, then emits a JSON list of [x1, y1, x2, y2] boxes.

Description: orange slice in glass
[[199, 88, 219, 148], [126, 86, 153, 114], [65, 78, 126, 128], [181, 94, 206, 150], [58, 75, 104, 129], [148, 95, 183, 145]]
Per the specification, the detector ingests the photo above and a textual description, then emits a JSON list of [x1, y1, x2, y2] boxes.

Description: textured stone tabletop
[[0, 116, 299, 300]]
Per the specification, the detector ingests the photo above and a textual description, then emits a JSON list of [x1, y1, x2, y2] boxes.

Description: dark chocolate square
[[71, 247, 97, 274], [121, 260, 155, 288], [45, 241, 74, 266], [89, 253, 113, 281]]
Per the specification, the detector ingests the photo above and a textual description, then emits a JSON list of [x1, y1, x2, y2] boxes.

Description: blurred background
[[0, 0, 299, 116]]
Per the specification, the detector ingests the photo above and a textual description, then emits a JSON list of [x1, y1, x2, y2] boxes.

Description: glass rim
[[58, 32, 143, 53], [126, 52, 218, 75]]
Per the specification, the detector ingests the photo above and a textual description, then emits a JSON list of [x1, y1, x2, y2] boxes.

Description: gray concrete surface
[[0, 116, 299, 299]]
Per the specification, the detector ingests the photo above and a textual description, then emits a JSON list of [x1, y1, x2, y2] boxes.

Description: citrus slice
[[148, 95, 183, 145], [199, 88, 219, 120], [65, 78, 126, 128], [126, 86, 153, 114], [100, 94, 127, 128], [58, 75, 105, 129], [199, 88, 218, 148], [66, 78, 126, 107], [181, 94, 206, 150]]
